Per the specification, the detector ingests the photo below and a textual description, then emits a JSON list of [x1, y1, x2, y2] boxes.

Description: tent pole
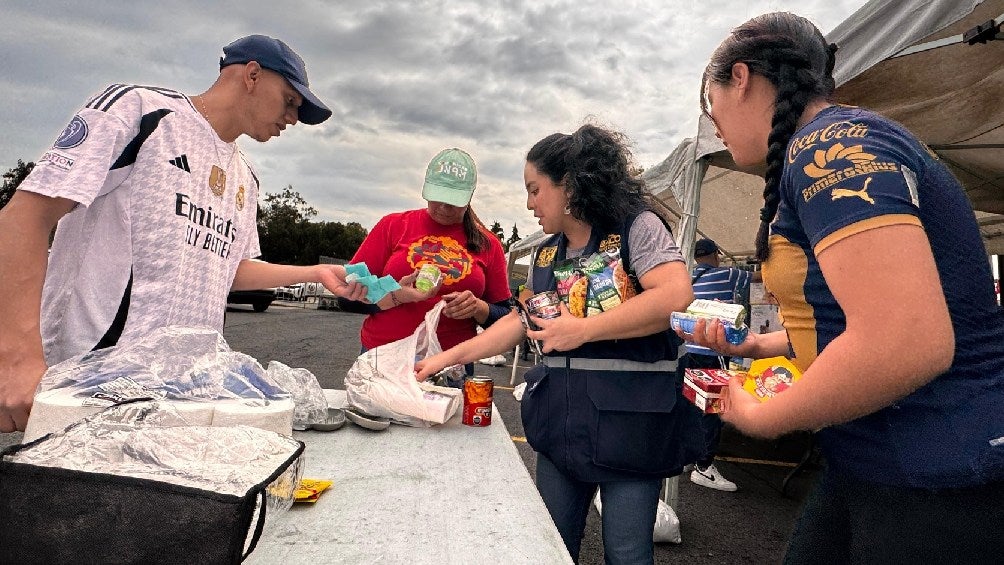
[[662, 152, 709, 513], [680, 155, 710, 270]]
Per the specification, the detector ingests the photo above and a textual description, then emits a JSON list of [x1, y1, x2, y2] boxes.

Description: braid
[[703, 13, 839, 261], [755, 63, 816, 261]]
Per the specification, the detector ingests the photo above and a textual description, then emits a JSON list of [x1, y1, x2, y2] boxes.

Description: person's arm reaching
[[0, 192, 76, 431], [415, 312, 525, 381], [231, 259, 368, 302]]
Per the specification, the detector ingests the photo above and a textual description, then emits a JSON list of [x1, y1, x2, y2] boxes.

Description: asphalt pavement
[[221, 302, 821, 565]]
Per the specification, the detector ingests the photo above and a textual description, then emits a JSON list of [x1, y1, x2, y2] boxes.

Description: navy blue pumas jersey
[[763, 104, 1004, 488]]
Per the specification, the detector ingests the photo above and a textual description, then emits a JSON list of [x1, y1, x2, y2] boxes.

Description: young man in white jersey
[[0, 35, 389, 432]]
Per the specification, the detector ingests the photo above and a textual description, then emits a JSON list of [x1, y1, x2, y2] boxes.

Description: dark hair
[[525, 124, 649, 232], [462, 206, 491, 253], [702, 12, 838, 261]]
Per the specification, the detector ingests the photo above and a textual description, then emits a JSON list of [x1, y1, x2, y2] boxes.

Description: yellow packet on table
[[295, 478, 333, 503], [743, 357, 802, 402]]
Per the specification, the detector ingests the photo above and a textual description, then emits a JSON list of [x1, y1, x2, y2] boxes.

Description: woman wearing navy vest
[[417, 124, 700, 564]]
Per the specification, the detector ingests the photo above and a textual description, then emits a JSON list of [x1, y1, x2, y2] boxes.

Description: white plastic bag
[[345, 301, 462, 426], [592, 491, 682, 544], [478, 354, 507, 366], [513, 382, 527, 401]]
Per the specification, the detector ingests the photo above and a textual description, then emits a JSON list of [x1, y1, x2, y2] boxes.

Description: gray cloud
[[1, 0, 868, 240]]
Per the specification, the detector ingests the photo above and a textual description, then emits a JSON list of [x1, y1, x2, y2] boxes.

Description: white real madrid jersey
[[19, 84, 261, 365]]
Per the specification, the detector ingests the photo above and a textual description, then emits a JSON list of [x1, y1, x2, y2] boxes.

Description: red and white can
[[462, 377, 494, 426], [525, 291, 561, 319]]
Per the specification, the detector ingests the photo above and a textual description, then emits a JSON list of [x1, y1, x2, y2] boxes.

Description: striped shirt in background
[[691, 263, 751, 319]]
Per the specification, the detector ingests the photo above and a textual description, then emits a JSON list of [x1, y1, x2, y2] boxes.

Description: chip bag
[[585, 250, 623, 312], [555, 257, 590, 318]]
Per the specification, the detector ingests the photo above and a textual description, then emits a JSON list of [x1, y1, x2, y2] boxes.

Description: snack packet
[[670, 311, 749, 346], [553, 258, 579, 304], [612, 259, 637, 301], [295, 478, 334, 503], [555, 258, 591, 318], [683, 368, 739, 414], [585, 250, 622, 312], [742, 357, 802, 401]]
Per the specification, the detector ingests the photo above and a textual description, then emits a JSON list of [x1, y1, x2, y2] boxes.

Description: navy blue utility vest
[[520, 213, 701, 482]]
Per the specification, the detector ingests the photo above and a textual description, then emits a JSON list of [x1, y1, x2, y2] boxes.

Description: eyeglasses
[[701, 80, 721, 123]]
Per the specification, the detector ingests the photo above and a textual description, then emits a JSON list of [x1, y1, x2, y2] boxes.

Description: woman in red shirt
[[340, 148, 512, 381]]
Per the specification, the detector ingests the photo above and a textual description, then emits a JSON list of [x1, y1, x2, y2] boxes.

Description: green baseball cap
[[422, 148, 477, 207]]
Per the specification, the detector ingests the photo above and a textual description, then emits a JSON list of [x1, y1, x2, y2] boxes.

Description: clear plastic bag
[[266, 360, 328, 430], [24, 326, 297, 441], [37, 326, 289, 403]]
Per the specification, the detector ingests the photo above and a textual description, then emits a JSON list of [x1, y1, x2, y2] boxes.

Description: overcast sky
[[1, 0, 867, 241]]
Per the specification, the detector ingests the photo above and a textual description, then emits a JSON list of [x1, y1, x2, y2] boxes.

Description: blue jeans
[[697, 412, 724, 468], [535, 453, 661, 565]]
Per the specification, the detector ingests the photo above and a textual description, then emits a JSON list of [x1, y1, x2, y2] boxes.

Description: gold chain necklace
[[195, 94, 238, 197]]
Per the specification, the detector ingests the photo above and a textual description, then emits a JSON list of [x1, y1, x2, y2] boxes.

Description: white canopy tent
[[644, 0, 1004, 261], [510, 0, 1004, 268]]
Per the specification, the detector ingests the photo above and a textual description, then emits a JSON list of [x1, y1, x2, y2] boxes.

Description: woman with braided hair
[[680, 12, 1004, 563]]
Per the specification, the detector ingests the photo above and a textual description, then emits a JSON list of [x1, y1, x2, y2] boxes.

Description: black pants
[[785, 465, 1004, 564], [680, 353, 726, 468]]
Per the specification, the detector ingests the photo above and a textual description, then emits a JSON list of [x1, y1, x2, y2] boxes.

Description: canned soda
[[525, 291, 561, 319], [462, 377, 493, 426], [415, 263, 442, 293]]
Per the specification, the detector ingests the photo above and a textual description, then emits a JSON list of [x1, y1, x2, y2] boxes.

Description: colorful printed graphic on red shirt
[[407, 235, 472, 285]]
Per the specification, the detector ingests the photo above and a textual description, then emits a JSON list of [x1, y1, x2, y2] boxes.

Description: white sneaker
[[690, 464, 738, 492]]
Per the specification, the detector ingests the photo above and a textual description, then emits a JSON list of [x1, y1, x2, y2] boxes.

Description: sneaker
[[690, 464, 738, 492]]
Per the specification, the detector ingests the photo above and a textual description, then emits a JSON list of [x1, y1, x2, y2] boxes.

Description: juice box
[[686, 299, 747, 327], [683, 368, 739, 414]]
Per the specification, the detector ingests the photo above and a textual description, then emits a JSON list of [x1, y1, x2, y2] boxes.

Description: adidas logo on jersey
[[169, 154, 191, 172]]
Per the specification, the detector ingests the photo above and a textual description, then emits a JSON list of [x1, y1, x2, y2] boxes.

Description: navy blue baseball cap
[[220, 34, 332, 125], [694, 238, 720, 257]]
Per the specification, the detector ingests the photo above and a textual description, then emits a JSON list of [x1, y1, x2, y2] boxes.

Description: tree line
[[1, 161, 526, 263]]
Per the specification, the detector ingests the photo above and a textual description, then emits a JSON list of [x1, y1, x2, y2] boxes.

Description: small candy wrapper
[[344, 263, 402, 303], [295, 478, 334, 503]]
